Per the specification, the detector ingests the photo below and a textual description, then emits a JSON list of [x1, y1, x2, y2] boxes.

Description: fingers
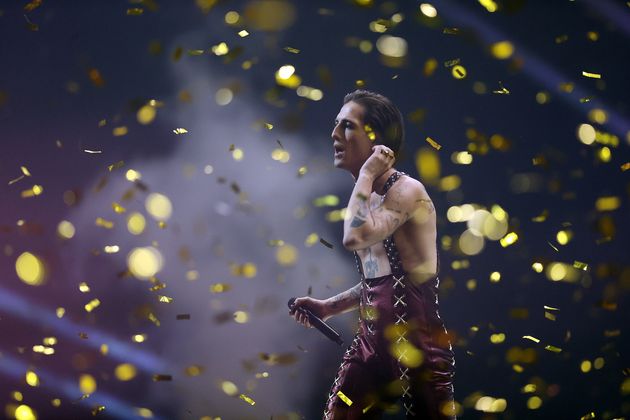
[[372, 145, 394, 159]]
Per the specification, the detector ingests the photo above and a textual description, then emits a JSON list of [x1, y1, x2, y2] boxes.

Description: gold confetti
[[451, 65, 467, 79], [363, 402, 375, 413], [112, 202, 126, 213], [158, 295, 173, 303], [24, 0, 42, 12], [493, 81, 510, 94], [8, 175, 25, 185], [83, 149, 102, 154], [239, 394, 256, 405], [543, 305, 560, 311], [337, 390, 353, 406], [620, 162, 630, 171], [582, 71, 601, 79], [443, 27, 460, 35], [544, 312, 556, 321], [107, 161, 124, 171], [126, 8, 144, 15], [284, 46, 300, 54], [21, 184, 44, 198], [173, 128, 188, 134], [95, 217, 114, 229], [210, 283, 232, 293], [426, 137, 442, 150], [238, 30, 249, 37], [84, 299, 101, 313], [148, 312, 161, 326], [152, 374, 172, 382], [573, 261, 589, 271], [547, 241, 559, 252], [79, 282, 90, 293], [522, 335, 540, 343], [92, 405, 106, 415], [444, 58, 460, 67], [544, 345, 562, 353]]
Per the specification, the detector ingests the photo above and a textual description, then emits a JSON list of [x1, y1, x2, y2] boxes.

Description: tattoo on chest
[[364, 248, 378, 278]]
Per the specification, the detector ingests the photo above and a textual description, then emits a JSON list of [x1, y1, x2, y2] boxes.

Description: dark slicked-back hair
[[343, 89, 405, 157]]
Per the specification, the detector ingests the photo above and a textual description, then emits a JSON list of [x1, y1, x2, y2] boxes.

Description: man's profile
[[290, 90, 456, 419]]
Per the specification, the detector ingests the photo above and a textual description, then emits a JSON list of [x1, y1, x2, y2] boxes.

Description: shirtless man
[[290, 90, 456, 419]]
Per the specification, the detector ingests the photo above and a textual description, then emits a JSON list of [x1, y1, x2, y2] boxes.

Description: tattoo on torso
[[363, 247, 378, 278]]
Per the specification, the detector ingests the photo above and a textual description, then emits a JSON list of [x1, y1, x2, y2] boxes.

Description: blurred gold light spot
[[232, 148, 244, 161], [595, 196, 620, 211], [588, 108, 607, 124], [390, 341, 423, 368], [51, 399, 61, 407], [593, 357, 604, 369], [135, 407, 154, 418], [459, 229, 485, 256], [132, 334, 147, 343], [547, 262, 567, 281], [490, 41, 514, 59], [419, 3, 437, 17], [358, 40, 372, 53], [242, 263, 257, 278], [466, 279, 477, 290], [276, 244, 298, 266], [556, 230, 572, 245], [234, 311, 249, 323], [447, 206, 463, 222], [12, 391, 23, 401], [145, 193, 172, 221], [415, 148, 440, 186], [598, 146, 611, 162], [210, 283, 232, 293], [527, 396, 542, 409], [57, 220, 76, 239], [305, 233, 319, 246], [84, 298, 101, 312], [126, 169, 142, 181], [452, 65, 467, 79], [490, 333, 505, 343], [296, 86, 323, 101], [15, 252, 45, 286], [536, 91, 550, 104], [376, 35, 408, 58], [113, 126, 128, 137], [580, 360, 592, 373], [499, 232, 518, 247], [215, 88, 233, 106], [79, 374, 96, 394], [104, 245, 119, 254], [127, 212, 146, 235], [137, 105, 157, 125], [490, 271, 501, 282], [79, 282, 90, 293], [243, 0, 296, 31], [127, 247, 163, 279], [211, 42, 229, 56], [271, 148, 290, 163], [532, 262, 544, 273], [14, 405, 36, 420], [225, 11, 240, 24], [313, 195, 339, 207], [56, 307, 65, 318], [479, 0, 498, 12], [115, 363, 137, 381], [25, 370, 39, 387], [221, 380, 238, 396], [439, 175, 461, 192], [577, 123, 596, 145], [452, 151, 473, 165]]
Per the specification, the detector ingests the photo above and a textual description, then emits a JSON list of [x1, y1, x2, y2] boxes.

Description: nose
[[331, 123, 342, 142]]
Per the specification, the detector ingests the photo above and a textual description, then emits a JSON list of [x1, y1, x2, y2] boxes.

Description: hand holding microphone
[[289, 297, 343, 346]]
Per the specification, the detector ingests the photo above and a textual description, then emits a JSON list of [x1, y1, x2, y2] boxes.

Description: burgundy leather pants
[[323, 273, 456, 419]]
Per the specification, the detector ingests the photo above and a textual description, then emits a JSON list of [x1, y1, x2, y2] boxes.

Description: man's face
[[331, 101, 374, 174]]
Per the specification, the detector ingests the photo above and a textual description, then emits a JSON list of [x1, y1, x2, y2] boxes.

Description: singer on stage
[[290, 90, 456, 419]]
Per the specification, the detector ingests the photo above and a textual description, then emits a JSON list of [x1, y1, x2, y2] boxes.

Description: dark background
[[0, 0, 628, 419]]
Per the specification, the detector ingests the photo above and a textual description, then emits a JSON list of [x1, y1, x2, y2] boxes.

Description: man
[[290, 90, 456, 419]]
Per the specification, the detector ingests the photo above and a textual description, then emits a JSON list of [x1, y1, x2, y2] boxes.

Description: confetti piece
[[79, 332, 89, 339], [149, 282, 166, 292], [522, 335, 540, 343], [238, 30, 249, 37], [176, 314, 190, 320], [573, 261, 589, 271], [547, 241, 559, 252], [493, 81, 510, 94], [24, 0, 42, 12], [337, 390, 353, 406], [173, 128, 188, 134], [107, 161, 124, 172], [148, 312, 161, 326], [543, 305, 560, 311], [126, 8, 144, 15], [544, 345, 562, 353], [319, 237, 334, 249], [84, 149, 102, 154], [24, 14, 39, 31], [91, 405, 106, 416], [544, 312, 556, 321], [152, 374, 172, 381], [284, 46, 300, 54], [95, 217, 114, 229], [297, 166, 308, 177], [239, 394, 256, 405], [21, 184, 44, 198], [158, 295, 173, 303], [79, 282, 90, 293], [444, 58, 460, 68], [425, 137, 442, 150], [84, 299, 101, 313], [531, 209, 548, 222], [582, 71, 601, 79], [8, 175, 25, 185], [443, 27, 460, 35]]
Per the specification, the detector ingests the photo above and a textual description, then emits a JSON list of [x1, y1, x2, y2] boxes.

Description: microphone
[[288, 297, 344, 346]]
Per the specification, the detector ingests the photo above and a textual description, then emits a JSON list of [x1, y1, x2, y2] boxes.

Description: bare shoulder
[[386, 175, 435, 219]]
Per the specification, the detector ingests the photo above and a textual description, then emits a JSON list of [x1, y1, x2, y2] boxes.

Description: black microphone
[[288, 297, 344, 346]]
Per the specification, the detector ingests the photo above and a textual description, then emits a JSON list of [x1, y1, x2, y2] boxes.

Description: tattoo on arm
[[416, 198, 435, 214], [350, 194, 369, 228], [328, 283, 361, 311]]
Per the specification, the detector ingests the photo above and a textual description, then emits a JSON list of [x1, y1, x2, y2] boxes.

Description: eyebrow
[[334, 118, 356, 125]]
